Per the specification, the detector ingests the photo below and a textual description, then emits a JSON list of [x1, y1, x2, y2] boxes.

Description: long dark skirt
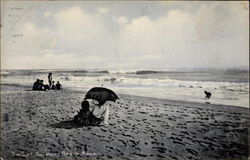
[[73, 110, 103, 126]]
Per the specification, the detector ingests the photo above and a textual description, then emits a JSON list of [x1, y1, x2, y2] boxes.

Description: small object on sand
[[204, 91, 212, 99], [84, 144, 88, 152], [4, 113, 9, 122]]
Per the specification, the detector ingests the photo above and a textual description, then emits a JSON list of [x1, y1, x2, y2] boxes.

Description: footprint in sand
[[151, 141, 161, 145], [168, 117, 176, 121], [152, 147, 167, 153], [128, 140, 139, 146], [171, 140, 186, 146], [133, 152, 147, 157], [127, 116, 133, 120], [186, 148, 199, 156], [100, 128, 108, 132], [105, 146, 114, 152], [117, 139, 127, 146], [139, 111, 147, 114], [121, 133, 133, 138]]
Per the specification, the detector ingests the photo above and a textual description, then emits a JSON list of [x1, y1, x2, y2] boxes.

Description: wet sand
[[1, 84, 249, 160]]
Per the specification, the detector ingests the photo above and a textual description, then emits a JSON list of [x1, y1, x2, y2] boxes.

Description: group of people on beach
[[32, 73, 62, 91]]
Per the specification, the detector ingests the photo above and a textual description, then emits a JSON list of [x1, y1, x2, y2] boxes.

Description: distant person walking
[[48, 73, 52, 88]]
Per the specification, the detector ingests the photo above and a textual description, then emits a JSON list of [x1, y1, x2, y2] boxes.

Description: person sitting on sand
[[73, 101, 90, 126], [51, 81, 56, 90], [73, 99, 110, 126], [56, 81, 62, 90], [204, 91, 212, 99], [43, 84, 50, 91], [73, 100, 103, 126], [32, 79, 40, 91], [37, 80, 44, 91]]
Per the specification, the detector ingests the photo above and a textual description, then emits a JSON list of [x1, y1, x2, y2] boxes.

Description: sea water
[[1, 69, 249, 108]]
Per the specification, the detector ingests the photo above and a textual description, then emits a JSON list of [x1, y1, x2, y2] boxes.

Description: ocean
[[1, 69, 249, 108]]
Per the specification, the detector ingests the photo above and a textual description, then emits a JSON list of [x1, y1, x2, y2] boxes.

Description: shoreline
[[1, 83, 248, 111]]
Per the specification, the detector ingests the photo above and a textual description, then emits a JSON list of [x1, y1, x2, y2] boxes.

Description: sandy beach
[[1, 84, 249, 160]]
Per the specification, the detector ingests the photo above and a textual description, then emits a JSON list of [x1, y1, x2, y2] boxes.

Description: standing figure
[[48, 73, 53, 89]]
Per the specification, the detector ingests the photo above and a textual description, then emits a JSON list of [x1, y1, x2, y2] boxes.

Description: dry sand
[[1, 84, 249, 160]]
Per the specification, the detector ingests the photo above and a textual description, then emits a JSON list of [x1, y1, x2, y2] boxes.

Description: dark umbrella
[[85, 87, 119, 105]]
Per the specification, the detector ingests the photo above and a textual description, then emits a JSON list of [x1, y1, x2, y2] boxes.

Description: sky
[[1, 1, 249, 70]]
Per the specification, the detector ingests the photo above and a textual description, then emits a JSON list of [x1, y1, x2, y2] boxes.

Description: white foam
[[1, 71, 10, 75], [108, 69, 137, 74]]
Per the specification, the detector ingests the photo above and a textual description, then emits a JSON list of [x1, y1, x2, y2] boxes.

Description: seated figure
[[36, 80, 44, 91], [32, 79, 40, 91], [73, 100, 110, 126], [43, 84, 50, 91], [51, 81, 56, 90], [204, 91, 212, 99], [73, 101, 102, 126], [56, 81, 62, 90]]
